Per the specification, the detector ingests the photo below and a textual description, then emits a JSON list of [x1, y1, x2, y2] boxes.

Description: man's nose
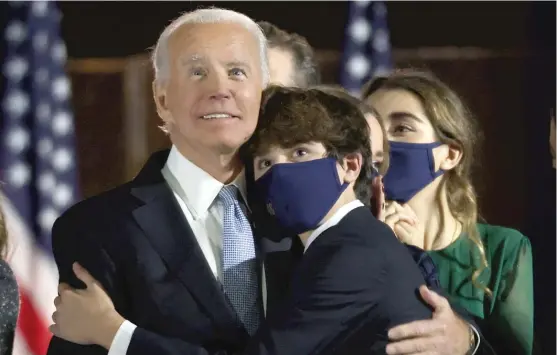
[[207, 73, 232, 100]]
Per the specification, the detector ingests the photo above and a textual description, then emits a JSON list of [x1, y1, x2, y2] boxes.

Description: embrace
[[47, 7, 491, 355]]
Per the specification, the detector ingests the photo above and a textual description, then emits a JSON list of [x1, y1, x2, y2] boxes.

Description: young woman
[[363, 69, 534, 355], [0, 195, 19, 355]]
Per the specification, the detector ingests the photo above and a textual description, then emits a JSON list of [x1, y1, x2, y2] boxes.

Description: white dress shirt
[[304, 199, 364, 252], [108, 146, 266, 355]]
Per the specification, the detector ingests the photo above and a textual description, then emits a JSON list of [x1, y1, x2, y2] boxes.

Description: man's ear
[[438, 144, 463, 171], [152, 81, 174, 128], [340, 152, 363, 184]]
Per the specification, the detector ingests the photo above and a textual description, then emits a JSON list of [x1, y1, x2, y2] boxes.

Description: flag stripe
[[3, 190, 58, 327], [18, 288, 52, 355]]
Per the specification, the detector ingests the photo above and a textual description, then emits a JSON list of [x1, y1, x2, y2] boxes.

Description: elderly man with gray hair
[[48, 7, 480, 355]]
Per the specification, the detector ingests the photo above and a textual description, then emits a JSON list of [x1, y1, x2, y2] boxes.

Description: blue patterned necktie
[[219, 185, 261, 335]]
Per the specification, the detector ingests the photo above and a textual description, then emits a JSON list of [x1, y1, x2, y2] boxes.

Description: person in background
[[313, 85, 389, 176], [0, 193, 19, 355], [363, 69, 534, 355], [257, 21, 320, 87]]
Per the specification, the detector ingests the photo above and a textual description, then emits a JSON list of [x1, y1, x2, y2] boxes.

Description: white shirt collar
[[304, 199, 365, 252], [164, 145, 249, 219]]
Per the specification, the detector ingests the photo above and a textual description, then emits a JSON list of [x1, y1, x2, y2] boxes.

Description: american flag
[[340, 1, 393, 96], [1, 1, 78, 354]]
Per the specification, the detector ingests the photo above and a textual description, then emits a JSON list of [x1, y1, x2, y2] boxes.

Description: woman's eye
[[293, 149, 308, 157], [393, 124, 413, 133]]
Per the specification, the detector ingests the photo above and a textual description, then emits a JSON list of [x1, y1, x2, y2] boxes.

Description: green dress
[[427, 223, 534, 355]]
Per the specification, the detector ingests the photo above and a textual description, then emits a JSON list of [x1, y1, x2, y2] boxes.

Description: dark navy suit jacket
[[243, 206, 433, 354]]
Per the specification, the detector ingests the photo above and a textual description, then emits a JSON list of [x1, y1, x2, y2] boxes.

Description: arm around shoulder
[[48, 212, 122, 355]]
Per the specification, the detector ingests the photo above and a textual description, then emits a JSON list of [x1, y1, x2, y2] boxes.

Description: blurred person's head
[[246, 86, 372, 236], [258, 21, 320, 88], [363, 69, 490, 295], [151, 8, 268, 181], [314, 85, 389, 176]]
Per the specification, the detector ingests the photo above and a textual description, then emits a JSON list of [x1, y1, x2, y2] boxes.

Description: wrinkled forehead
[[168, 22, 260, 64]]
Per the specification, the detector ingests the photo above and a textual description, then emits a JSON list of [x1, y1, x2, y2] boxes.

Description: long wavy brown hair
[[362, 69, 492, 297]]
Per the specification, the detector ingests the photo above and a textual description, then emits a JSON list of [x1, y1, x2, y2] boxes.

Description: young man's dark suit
[[244, 203, 434, 354]]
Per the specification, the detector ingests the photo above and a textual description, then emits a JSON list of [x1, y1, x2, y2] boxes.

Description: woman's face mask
[[366, 89, 449, 202]]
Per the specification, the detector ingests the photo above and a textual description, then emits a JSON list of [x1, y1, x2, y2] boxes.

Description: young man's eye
[[293, 149, 308, 157], [258, 160, 271, 169]]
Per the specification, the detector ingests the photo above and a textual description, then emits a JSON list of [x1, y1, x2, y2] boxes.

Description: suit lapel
[[130, 151, 241, 331]]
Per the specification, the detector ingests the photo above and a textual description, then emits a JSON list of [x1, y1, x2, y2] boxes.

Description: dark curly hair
[[246, 85, 373, 204]]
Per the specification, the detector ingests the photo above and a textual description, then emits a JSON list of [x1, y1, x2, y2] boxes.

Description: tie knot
[[219, 185, 239, 208]]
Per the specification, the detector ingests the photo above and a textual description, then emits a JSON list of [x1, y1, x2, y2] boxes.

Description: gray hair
[[151, 8, 270, 87]]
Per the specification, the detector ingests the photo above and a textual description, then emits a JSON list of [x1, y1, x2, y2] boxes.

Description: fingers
[[72, 262, 97, 289], [418, 285, 450, 313], [384, 203, 417, 224], [384, 213, 415, 232], [388, 319, 447, 340], [54, 295, 61, 307], [58, 283, 72, 295], [49, 323, 60, 337], [394, 221, 415, 243], [401, 203, 418, 220]]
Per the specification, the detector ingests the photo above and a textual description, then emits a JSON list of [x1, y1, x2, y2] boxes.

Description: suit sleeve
[[126, 327, 235, 355], [243, 244, 390, 355], [47, 214, 123, 355], [103, 320, 237, 355]]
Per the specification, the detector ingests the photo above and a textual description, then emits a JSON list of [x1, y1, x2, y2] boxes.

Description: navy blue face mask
[[383, 141, 445, 203], [255, 157, 348, 235]]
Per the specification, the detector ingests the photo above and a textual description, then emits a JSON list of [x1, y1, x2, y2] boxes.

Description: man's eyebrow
[[226, 60, 250, 67]]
